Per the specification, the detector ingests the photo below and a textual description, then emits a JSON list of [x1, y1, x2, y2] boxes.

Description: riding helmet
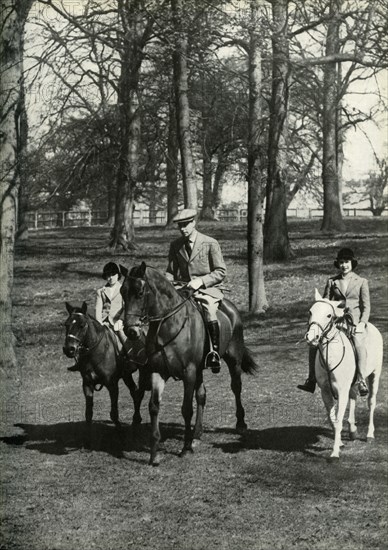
[[102, 262, 121, 279], [334, 248, 358, 269]]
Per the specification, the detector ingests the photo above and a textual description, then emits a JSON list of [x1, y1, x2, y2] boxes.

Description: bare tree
[[264, 0, 292, 260], [0, 0, 33, 370], [171, 0, 197, 209], [247, 0, 268, 313]]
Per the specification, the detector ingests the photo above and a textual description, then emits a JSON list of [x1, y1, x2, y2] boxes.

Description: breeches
[[194, 292, 222, 321]]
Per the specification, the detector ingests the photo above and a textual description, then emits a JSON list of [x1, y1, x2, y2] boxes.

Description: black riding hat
[[334, 248, 358, 270], [102, 262, 121, 279]]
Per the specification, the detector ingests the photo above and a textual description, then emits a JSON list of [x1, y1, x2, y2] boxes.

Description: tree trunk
[[110, 87, 139, 250], [201, 149, 214, 220], [0, 0, 32, 371], [110, 3, 143, 251], [321, 0, 345, 232], [171, 0, 197, 209], [247, 0, 268, 313], [16, 74, 29, 241], [264, 0, 292, 261], [212, 151, 228, 212], [166, 87, 179, 225]]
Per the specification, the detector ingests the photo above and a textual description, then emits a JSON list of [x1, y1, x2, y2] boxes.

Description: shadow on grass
[[0, 421, 186, 462], [213, 425, 332, 455]]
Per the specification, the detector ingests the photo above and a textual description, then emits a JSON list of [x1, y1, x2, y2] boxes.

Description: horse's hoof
[[149, 453, 161, 467], [328, 456, 340, 463], [349, 431, 358, 441], [180, 448, 194, 458], [366, 437, 375, 444], [236, 422, 247, 434], [192, 439, 201, 448]]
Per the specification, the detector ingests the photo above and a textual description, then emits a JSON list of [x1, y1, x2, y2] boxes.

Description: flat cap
[[172, 208, 197, 223]]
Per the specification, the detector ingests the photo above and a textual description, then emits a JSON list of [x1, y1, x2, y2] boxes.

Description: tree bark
[[264, 0, 292, 261], [16, 74, 29, 241], [166, 87, 179, 225], [110, 2, 145, 250], [321, 0, 345, 232], [171, 0, 197, 209], [0, 0, 32, 371], [247, 0, 268, 313]]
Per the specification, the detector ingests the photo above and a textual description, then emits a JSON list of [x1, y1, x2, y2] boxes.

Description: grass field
[[1, 217, 387, 550]]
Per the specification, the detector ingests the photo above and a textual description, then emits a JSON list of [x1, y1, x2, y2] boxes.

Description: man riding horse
[[166, 209, 226, 373]]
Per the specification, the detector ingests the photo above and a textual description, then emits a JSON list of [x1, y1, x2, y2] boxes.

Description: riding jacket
[[323, 272, 370, 325], [95, 281, 124, 327], [166, 231, 226, 292]]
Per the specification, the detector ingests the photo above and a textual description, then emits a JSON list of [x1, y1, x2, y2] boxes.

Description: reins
[[307, 301, 348, 398]]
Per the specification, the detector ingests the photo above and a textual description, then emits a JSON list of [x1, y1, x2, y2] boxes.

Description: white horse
[[305, 289, 383, 460]]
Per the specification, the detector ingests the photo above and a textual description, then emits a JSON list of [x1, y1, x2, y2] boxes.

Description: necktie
[[185, 240, 192, 257]]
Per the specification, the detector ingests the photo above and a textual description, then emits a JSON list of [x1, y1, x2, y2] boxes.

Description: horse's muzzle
[[63, 345, 76, 358], [305, 329, 320, 346]]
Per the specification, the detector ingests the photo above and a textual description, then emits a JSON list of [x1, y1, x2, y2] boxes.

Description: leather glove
[[187, 278, 204, 291]]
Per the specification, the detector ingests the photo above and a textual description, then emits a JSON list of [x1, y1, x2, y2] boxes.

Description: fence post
[[34, 211, 38, 230], [62, 212, 65, 227]]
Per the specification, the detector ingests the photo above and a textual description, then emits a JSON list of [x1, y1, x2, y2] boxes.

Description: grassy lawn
[[0, 217, 387, 550]]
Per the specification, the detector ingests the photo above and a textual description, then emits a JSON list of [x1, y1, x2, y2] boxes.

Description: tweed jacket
[[323, 272, 370, 325], [166, 231, 226, 289], [95, 281, 124, 326]]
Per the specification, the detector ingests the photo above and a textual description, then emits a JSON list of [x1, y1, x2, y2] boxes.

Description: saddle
[[335, 314, 358, 386], [177, 288, 233, 356]]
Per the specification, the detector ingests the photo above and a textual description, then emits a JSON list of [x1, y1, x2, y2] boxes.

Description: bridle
[[307, 300, 346, 395], [306, 300, 337, 344], [123, 273, 194, 330], [65, 312, 104, 359]]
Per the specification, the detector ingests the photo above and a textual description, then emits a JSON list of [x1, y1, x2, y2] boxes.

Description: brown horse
[[120, 262, 258, 466], [63, 302, 149, 430]]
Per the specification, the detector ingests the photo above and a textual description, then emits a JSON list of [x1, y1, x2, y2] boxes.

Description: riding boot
[[206, 321, 221, 373], [67, 364, 80, 372], [117, 330, 138, 373], [297, 347, 317, 393], [355, 345, 369, 397]]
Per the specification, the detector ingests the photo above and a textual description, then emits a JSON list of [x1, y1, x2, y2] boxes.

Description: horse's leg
[[192, 373, 206, 445], [328, 392, 348, 460], [225, 351, 247, 433], [348, 394, 358, 441], [82, 379, 94, 424], [82, 379, 94, 449], [108, 382, 120, 428], [122, 369, 143, 426], [149, 372, 165, 466], [367, 372, 380, 441], [180, 370, 196, 457]]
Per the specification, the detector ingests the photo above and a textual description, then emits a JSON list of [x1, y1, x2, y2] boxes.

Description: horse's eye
[[327, 314, 332, 318]]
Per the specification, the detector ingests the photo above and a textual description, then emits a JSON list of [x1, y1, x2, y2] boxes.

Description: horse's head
[[63, 301, 89, 358], [121, 262, 150, 339], [305, 289, 345, 346]]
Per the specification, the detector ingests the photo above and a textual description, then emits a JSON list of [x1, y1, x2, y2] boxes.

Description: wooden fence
[[26, 207, 384, 230]]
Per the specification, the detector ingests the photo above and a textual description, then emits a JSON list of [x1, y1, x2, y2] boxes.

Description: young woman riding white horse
[[298, 248, 371, 397]]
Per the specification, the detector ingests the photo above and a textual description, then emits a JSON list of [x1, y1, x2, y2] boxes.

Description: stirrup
[[358, 379, 369, 397], [206, 351, 221, 373]]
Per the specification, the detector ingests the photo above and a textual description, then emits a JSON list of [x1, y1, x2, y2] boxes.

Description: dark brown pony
[[121, 262, 258, 466], [63, 302, 148, 430]]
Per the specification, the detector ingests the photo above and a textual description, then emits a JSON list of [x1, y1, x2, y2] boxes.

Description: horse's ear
[[119, 264, 128, 278], [140, 261, 147, 276], [314, 288, 322, 301], [81, 301, 88, 314], [65, 302, 73, 314]]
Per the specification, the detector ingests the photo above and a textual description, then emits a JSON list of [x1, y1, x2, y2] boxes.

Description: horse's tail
[[241, 346, 259, 375]]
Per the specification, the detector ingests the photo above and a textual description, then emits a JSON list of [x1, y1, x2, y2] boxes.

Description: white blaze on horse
[[305, 289, 383, 460]]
